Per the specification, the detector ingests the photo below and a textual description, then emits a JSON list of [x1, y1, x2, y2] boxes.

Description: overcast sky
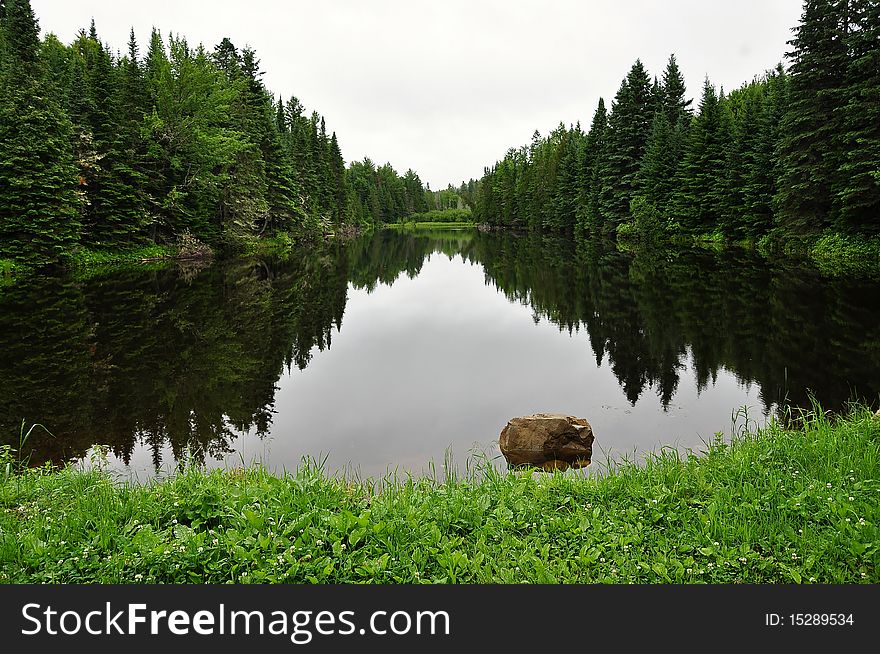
[[32, 0, 804, 189]]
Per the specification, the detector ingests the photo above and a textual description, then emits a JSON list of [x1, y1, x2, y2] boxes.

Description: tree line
[[471, 0, 880, 244], [0, 0, 431, 267]]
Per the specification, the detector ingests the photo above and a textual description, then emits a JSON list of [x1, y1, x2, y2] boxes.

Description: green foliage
[[471, 1, 878, 273], [403, 209, 473, 224], [0, 0, 80, 266], [627, 195, 665, 239], [346, 159, 429, 226], [1, 407, 877, 583], [810, 232, 880, 278], [66, 244, 177, 268], [0, 2, 429, 266]]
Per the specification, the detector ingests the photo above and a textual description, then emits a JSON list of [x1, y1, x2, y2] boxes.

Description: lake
[[2, 227, 879, 479]]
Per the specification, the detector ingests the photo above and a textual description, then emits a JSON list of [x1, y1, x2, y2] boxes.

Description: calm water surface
[[2, 228, 879, 478]]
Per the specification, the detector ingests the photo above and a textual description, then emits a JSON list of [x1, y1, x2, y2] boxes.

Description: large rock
[[499, 414, 593, 471]]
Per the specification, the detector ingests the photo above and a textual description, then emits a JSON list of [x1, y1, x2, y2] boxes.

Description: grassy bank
[[1, 407, 878, 584], [67, 244, 181, 268], [401, 209, 473, 224], [389, 222, 475, 230], [617, 222, 880, 278]]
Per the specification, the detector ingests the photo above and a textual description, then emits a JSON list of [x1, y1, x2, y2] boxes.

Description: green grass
[[401, 209, 473, 224], [389, 222, 475, 230], [1, 407, 878, 584], [810, 232, 880, 278], [67, 244, 179, 268]]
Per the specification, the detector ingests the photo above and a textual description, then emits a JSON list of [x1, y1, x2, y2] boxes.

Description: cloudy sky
[[32, 0, 804, 189]]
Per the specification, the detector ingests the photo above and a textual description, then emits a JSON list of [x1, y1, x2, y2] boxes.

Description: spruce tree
[[837, 0, 880, 233], [597, 60, 654, 229], [775, 0, 850, 234], [0, 0, 79, 265], [670, 79, 732, 234], [69, 27, 144, 245], [578, 98, 608, 233], [635, 55, 692, 220], [743, 66, 788, 237]]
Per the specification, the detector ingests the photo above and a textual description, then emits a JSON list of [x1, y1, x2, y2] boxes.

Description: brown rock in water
[[499, 414, 593, 471]]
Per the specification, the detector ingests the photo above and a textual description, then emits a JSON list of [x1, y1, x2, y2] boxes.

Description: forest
[[2, 0, 878, 271], [0, 0, 451, 269], [470, 0, 879, 252]]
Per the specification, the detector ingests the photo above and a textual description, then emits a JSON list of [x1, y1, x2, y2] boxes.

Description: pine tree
[[635, 55, 692, 219], [671, 79, 732, 234], [549, 127, 581, 232], [775, 0, 850, 234], [597, 60, 654, 229], [661, 54, 692, 125], [0, 0, 79, 265], [578, 98, 608, 233], [837, 0, 880, 233], [743, 66, 788, 237], [240, 47, 301, 233], [329, 133, 348, 225], [69, 27, 145, 245]]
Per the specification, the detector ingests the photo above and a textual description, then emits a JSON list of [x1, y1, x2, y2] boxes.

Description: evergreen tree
[[549, 126, 581, 232], [0, 0, 79, 265], [743, 66, 788, 237], [671, 79, 732, 234], [578, 98, 608, 233], [69, 27, 144, 245], [635, 56, 691, 219], [776, 0, 850, 234], [597, 60, 654, 229], [837, 0, 880, 233]]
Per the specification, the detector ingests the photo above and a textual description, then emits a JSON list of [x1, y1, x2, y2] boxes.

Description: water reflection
[[1, 229, 878, 475]]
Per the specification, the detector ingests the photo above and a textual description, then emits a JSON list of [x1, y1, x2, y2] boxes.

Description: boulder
[[499, 413, 593, 471]]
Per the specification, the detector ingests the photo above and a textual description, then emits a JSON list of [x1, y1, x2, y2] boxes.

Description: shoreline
[[2, 406, 877, 584]]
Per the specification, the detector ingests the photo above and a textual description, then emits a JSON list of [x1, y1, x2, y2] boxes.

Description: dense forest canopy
[[468, 0, 880, 246], [0, 0, 435, 267]]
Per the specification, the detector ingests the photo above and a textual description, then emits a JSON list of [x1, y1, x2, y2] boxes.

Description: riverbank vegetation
[[469, 0, 880, 273], [0, 0, 432, 273], [399, 209, 474, 224], [1, 406, 877, 583]]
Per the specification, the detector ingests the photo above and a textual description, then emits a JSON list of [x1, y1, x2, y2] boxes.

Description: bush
[[402, 209, 473, 224], [177, 232, 214, 259], [810, 232, 880, 278]]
